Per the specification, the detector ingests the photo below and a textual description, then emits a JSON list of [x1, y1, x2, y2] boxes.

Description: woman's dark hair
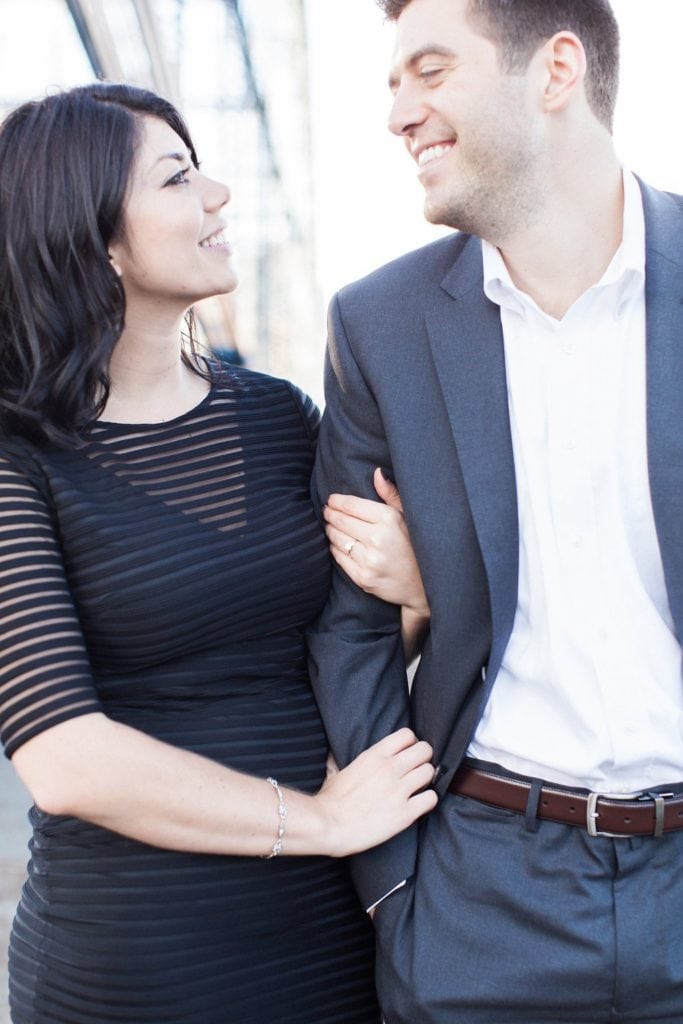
[[0, 82, 206, 447]]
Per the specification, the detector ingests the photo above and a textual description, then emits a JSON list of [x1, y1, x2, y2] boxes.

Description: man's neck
[[495, 157, 624, 320]]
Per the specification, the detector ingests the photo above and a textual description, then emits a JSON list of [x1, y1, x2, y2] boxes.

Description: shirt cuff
[[365, 878, 407, 915]]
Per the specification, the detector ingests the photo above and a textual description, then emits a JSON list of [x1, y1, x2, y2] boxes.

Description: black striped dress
[[1, 367, 379, 1024]]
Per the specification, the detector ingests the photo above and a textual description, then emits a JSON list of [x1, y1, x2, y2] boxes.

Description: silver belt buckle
[[586, 789, 674, 838], [586, 790, 638, 838]]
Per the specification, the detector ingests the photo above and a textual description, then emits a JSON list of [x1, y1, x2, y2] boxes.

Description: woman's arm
[[13, 715, 435, 859], [0, 450, 435, 862], [323, 468, 430, 663]]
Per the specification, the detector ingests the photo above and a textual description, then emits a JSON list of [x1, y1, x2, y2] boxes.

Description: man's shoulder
[[639, 177, 683, 207], [335, 231, 475, 306], [637, 177, 683, 245], [659, 188, 683, 207]]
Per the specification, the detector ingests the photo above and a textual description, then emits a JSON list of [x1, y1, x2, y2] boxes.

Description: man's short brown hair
[[376, 0, 620, 130]]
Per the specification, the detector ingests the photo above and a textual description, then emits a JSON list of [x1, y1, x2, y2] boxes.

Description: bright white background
[[306, 0, 683, 303]]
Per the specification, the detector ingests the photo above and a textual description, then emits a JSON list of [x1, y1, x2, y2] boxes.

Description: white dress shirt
[[469, 171, 683, 793]]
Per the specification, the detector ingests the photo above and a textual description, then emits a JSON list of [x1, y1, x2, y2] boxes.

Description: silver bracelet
[[262, 776, 286, 859]]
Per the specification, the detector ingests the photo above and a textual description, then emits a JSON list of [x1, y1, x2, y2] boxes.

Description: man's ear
[[538, 31, 587, 115]]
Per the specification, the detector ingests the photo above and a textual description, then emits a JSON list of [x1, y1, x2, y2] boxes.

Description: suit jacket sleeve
[[307, 292, 418, 911]]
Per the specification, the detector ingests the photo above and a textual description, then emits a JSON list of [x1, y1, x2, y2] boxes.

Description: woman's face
[[108, 115, 236, 311]]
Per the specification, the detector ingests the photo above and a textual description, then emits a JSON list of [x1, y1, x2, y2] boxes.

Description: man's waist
[[466, 738, 683, 795], [450, 758, 683, 838]]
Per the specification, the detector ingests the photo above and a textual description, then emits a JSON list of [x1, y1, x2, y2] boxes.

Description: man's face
[[387, 0, 546, 241]]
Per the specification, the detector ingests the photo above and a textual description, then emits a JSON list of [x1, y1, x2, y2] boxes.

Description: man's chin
[[424, 198, 443, 224], [423, 198, 460, 231]]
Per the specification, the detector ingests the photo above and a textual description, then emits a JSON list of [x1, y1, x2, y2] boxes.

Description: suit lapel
[[641, 182, 683, 640], [425, 234, 518, 683], [420, 184, 683, 707]]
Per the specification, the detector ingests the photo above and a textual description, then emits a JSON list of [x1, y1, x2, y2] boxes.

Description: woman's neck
[[101, 315, 209, 424]]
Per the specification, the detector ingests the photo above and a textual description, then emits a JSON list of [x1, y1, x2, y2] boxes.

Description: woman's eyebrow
[[152, 151, 188, 167]]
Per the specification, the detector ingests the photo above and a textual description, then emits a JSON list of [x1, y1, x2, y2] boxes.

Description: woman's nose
[[203, 176, 231, 211]]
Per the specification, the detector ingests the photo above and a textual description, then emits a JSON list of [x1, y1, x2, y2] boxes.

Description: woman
[[0, 81, 438, 1024], [0, 83, 434, 1023]]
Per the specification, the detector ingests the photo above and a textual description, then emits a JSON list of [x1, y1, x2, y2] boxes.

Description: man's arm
[[308, 293, 419, 910]]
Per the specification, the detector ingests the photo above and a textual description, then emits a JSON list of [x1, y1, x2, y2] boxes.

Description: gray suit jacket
[[308, 180, 683, 911]]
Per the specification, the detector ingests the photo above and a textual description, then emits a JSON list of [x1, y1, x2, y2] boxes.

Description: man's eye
[[419, 67, 444, 79]]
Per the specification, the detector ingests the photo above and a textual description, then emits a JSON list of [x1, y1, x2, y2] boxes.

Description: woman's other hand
[[324, 468, 429, 616], [315, 728, 437, 857]]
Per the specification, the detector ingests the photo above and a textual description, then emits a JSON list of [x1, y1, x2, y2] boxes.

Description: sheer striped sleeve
[[0, 446, 102, 758], [286, 382, 321, 449]]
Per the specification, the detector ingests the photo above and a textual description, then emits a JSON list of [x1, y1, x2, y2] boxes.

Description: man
[[308, 1, 683, 1021]]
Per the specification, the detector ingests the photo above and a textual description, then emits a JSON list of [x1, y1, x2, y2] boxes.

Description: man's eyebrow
[[388, 45, 456, 88]]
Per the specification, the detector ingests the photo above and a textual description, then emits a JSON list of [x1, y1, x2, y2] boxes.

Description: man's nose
[[388, 83, 427, 137]]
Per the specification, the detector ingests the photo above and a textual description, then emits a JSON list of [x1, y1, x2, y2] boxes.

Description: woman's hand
[[314, 728, 437, 857], [324, 468, 429, 616], [324, 469, 431, 661]]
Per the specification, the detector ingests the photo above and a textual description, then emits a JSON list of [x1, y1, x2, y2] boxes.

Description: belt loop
[[640, 790, 674, 838], [524, 778, 544, 833]]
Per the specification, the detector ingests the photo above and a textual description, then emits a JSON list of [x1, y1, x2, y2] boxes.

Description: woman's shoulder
[[211, 361, 303, 396], [0, 432, 46, 470], [0, 432, 57, 503], [211, 363, 320, 436]]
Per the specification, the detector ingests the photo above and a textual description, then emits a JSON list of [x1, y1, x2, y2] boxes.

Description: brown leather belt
[[449, 764, 683, 838]]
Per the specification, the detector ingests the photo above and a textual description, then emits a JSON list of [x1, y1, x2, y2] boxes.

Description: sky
[[306, 0, 683, 304]]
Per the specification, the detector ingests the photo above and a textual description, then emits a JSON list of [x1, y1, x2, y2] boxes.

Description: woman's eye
[[419, 67, 444, 80], [166, 167, 191, 186]]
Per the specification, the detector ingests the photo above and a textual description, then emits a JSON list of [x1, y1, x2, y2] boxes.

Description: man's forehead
[[388, 0, 481, 62], [391, 0, 472, 40]]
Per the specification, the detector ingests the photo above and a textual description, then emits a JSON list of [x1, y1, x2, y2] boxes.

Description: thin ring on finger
[[344, 539, 357, 557]]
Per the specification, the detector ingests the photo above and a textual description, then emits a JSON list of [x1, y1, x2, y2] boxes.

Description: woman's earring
[[108, 253, 123, 278]]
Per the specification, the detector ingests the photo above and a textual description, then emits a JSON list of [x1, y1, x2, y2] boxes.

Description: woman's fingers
[[409, 786, 439, 817], [325, 490, 386, 524], [324, 470, 406, 573], [317, 729, 436, 856], [373, 467, 404, 512], [366, 726, 421, 755], [317, 727, 437, 856], [325, 468, 404, 520], [359, 731, 435, 795], [324, 509, 404, 567], [404, 760, 438, 792], [324, 506, 398, 549], [393, 738, 435, 776], [325, 522, 361, 556], [327, 508, 427, 610], [323, 478, 418, 604]]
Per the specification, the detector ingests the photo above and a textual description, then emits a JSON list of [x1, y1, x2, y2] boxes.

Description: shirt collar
[[482, 170, 645, 315]]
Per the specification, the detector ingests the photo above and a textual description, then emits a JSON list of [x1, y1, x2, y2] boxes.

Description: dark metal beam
[[64, 0, 106, 79], [221, 0, 281, 185]]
